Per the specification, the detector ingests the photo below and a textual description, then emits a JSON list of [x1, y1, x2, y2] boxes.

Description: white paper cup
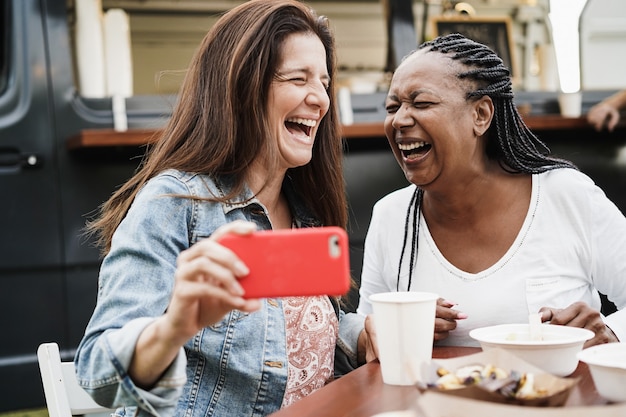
[[370, 291, 438, 386], [538, 44, 558, 92], [558, 91, 582, 118]]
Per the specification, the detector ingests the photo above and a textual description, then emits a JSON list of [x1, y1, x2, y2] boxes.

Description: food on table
[[431, 364, 549, 399]]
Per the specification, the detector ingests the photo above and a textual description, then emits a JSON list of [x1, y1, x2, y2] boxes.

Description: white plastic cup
[[104, 8, 134, 98], [369, 291, 438, 386], [538, 44, 558, 92], [558, 91, 582, 118], [75, 0, 106, 98]]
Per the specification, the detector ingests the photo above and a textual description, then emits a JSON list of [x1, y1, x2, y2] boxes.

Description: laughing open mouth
[[398, 141, 431, 159], [286, 117, 316, 138]]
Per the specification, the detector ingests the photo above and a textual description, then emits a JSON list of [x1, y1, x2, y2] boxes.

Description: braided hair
[[419, 33, 575, 173], [396, 33, 576, 290]]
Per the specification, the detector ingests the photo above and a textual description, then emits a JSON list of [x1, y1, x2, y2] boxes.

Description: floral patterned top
[[282, 296, 338, 407]]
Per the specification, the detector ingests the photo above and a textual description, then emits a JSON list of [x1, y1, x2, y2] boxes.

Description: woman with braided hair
[[357, 33, 625, 350]]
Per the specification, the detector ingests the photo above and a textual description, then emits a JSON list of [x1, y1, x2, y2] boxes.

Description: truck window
[[69, 1, 388, 97], [0, 0, 9, 95]]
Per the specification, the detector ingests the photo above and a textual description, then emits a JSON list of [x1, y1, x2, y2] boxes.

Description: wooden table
[[269, 346, 607, 417]]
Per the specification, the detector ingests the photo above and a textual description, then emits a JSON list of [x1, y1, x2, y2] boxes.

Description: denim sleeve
[[334, 310, 365, 377], [77, 317, 187, 417], [75, 174, 195, 416]]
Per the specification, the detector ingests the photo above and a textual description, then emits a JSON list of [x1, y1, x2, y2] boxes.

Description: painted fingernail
[[231, 282, 244, 296], [234, 260, 249, 276], [236, 222, 257, 233]]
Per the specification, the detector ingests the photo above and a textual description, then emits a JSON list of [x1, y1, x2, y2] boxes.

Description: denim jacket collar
[[213, 173, 320, 228]]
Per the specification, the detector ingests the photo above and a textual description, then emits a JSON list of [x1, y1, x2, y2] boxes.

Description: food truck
[[0, 0, 624, 411]]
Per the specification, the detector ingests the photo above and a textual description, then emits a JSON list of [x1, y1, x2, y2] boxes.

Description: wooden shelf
[[66, 114, 611, 150], [522, 114, 592, 130], [66, 128, 160, 149]]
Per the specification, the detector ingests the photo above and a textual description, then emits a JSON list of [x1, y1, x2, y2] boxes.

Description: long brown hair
[[87, 0, 347, 255]]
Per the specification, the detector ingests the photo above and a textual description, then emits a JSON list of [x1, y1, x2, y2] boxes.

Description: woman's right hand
[[587, 102, 620, 132], [164, 220, 263, 344], [434, 299, 467, 342]]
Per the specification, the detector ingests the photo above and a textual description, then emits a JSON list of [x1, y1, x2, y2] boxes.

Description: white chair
[[37, 342, 114, 417]]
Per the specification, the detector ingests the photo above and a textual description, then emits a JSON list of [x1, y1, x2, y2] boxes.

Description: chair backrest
[[37, 342, 114, 417]]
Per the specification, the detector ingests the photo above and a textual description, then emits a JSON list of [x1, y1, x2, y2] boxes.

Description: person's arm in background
[[587, 90, 626, 132]]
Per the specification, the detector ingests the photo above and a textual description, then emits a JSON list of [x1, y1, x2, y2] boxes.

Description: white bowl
[[577, 343, 626, 402], [469, 323, 594, 376]]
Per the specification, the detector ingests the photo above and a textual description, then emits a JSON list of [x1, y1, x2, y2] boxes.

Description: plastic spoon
[[529, 312, 543, 341]]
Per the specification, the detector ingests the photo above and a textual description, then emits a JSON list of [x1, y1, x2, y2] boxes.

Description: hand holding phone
[[218, 227, 351, 298]]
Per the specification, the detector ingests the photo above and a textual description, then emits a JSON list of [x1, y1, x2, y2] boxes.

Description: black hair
[[418, 33, 575, 173], [397, 33, 576, 290]]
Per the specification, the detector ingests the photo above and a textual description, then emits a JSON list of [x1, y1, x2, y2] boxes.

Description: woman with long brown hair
[[75, 2, 371, 416]]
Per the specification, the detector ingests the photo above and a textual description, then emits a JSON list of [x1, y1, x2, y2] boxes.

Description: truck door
[[0, 0, 65, 410]]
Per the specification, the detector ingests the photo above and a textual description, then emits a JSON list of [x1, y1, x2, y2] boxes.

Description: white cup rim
[[369, 291, 438, 304]]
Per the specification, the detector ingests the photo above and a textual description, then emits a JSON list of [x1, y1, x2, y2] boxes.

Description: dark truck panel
[[0, 0, 163, 410]]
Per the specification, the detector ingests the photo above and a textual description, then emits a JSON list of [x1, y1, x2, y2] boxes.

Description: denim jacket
[[74, 169, 365, 417]]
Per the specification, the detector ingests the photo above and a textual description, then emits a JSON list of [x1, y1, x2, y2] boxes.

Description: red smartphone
[[218, 226, 351, 298]]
